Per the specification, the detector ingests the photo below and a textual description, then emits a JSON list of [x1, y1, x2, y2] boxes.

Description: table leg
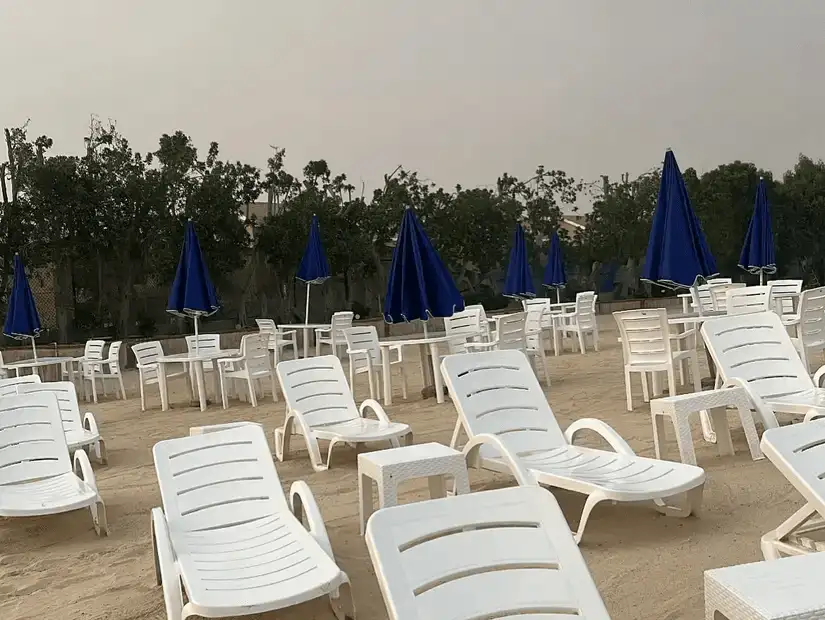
[[381, 347, 392, 405], [682, 297, 690, 313], [429, 342, 445, 404], [302, 327, 309, 358], [211, 359, 221, 400], [418, 343, 434, 395], [552, 317, 560, 356], [194, 361, 207, 411], [358, 473, 373, 536], [709, 407, 734, 456], [158, 362, 170, 411]]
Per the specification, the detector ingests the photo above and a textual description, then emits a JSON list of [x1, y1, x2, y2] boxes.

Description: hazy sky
[[2, 1, 823, 204]]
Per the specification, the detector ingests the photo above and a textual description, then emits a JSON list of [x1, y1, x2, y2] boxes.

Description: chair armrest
[[290, 480, 335, 560], [388, 343, 404, 361], [462, 433, 536, 487], [564, 418, 636, 456], [279, 329, 297, 336], [314, 327, 332, 335], [216, 356, 244, 365], [670, 328, 697, 340], [359, 399, 392, 424], [347, 348, 370, 357]]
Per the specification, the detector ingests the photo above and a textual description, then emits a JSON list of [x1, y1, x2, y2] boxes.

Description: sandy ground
[[0, 316, 807, 620]]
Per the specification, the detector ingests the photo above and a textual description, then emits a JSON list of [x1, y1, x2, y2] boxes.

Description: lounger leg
[[450, 418, 464, 449], [761, 503, 819, 560], [95, 438, 108, 465], [653, 483, 704, 518], [573, 492, 608, 544], [329, 578, 356, 620]]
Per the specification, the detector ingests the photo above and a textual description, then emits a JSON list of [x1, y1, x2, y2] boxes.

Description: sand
[[0, 317, 806, 620]]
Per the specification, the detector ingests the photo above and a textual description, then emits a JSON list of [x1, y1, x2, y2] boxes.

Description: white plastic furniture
[[650, 387, 761, 466], [185, 333, 221, 385], [524, 305, 552, 384], [365, 486, 613, 620], [559, 291, 599, 353], [464, 303, 492, 341], [189, 421, 263, 436], [614, 308, 701, 411], [216, 333, 277, 409], [343, 325, 407, 401], [441, 350, 706, 543], [3, 355, 78, 383], [705, 552, 825, 620], [443, 308, 484, 354], [0, 350, 8, 379], [276, 355, 413, 472], [17, 381, 107, 464], [255, 318, 297, 363], [358, 442, 470, 535], [768, 279, 803, 317], [82, 340, 126, 403], [691, 284, 716, 314], [794, 286, 825, 369], [702, 312, 825, 426], [710, 282, 746, 313], [760, 420, 825, 559], [315, 311, 354, 358], [151, 424, 354, 620], [466, 312, 527, 352], [0, 373, 41, 397], [726, 285, 771, 315], [132, 341, 190, 411], [0, 392, 107, 535]]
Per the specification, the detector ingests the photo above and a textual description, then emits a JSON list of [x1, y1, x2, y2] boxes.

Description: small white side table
[[189, 421, 264, 436], [705, 552, 825, 619], [650, 388, 761, 466], [358, 442, 471, 535]]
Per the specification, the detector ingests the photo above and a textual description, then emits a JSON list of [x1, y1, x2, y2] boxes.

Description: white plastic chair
[[709, 282, 745, 313], [315, 311, 354, 358], [366, 486, 612, 620], [132, 341, 190, 412], [614, 309, 701, 411], [464, 304, 492, 341], [524, 305, 552, 385], [151, 424, 354, 620], [17, 381, 106, 464], [0, 350, 9, 379], [768, 279, 803, 316], [559, 291, 599, 353], [255, 318, 297, 363], [216, 333, 278, 408], [276, 355, 413, 472], [443, 308, 484, 354], [796, 286, 825, 370], [467, 312, 528, 352], [82, 340, 126, 403], [343, 325, 407, 401], [726, 285, 771, 315], [690, 284, 716, 315], [441, 350, 705, 543], [0, 392, 107, 536], [184, 333, 221, 384]]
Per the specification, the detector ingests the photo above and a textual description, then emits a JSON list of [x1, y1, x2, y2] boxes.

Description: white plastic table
[[277, 323, 330, 358], [4, 356, 77, 383], [378, 332, 473, 405], [157, 349, 239, 412]]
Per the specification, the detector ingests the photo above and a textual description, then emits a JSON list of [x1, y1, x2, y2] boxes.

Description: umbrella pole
[[556, 288, 561, 304], [31, 336, 37, 360], [194, 315, 199, 355], [423, 321, 429, 338], [305, 282, 311, 325], [760, 271, 764, 286]]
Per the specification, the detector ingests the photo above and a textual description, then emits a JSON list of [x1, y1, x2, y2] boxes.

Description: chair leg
[[91, 372, 99, 404], [247, 376, 258, 407], [641, 372, 650, 402], [667, 365, 677, 399], [540, 351, 551, 386], [139, 377, 146, 412], [624, 368, 633, 411], [367, 367, 376, 400], [592, 327, 599, 352], [577, 329, 586, 355], [219, 367, 229, 409], [118, 374, 126, 400], [270, 371, 278, 403]]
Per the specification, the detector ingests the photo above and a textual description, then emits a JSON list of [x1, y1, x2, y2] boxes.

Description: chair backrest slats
[[613, 308, 672, 366], [239, 333, 271, 375], [768, 279, 803, 316], [495, 312, 527, 350], [343, 326, 380, 369], [726, 286, 771, 315], [185, 334, 221, 356], [131, 341, 163, 381], [84, 339, 106, 361], [444, 309, 483, 354], [575, 292, 597, 328]]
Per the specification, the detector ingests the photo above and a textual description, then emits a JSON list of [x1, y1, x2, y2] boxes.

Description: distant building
[[559, 214, 586, 238]]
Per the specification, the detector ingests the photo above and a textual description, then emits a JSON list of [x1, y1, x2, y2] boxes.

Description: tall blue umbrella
[[383, 207, 464, 334], [502, 223, 536, 299], [4, 253, 42, 359], [167, 221, 220, 352], [296, 214, 331, 324], [738, 177, 776, 285], [543, 230, 567, 303], [641, 148, 717, 290]]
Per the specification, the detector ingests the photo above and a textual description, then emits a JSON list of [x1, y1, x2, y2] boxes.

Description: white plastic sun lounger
[[17, 381, 106, 464], [0, 392, 107, 536], [441, 350, 706, 543], [151, 424, 355, 620], [366, 486, 612, 620], [276, 355, 412, 472], [760, 420, 825, 560]]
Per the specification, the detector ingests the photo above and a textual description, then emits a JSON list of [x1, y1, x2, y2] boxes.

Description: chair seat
[[482, 445, 705, 502], [65, 428, 100, 451], [313, 418, 410, 443], [0, 472, 99, 517]]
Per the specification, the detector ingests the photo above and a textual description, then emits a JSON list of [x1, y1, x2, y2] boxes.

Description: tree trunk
[[0, 163, 8, 204], [54, 251, 74, 343]]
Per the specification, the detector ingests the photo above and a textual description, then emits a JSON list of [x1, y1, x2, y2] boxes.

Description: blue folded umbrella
[[383, 207, 464, 329], [296, 214, 331, 323], [738, 177, 776, 284], [543, 230, 567, 302], [3, 253, 42, 358], [503, 223, 536, 299], [167, 221, 219, 348], [641, 149, 717, 289]]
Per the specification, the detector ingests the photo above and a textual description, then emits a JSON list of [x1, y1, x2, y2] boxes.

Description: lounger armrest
[[151, 507, 184, 618], [83, 411, 100, 436], [813, 365, 825, 387], [359, 399, 391, 424], [289, 480, 335, 560], [722, 378, 780, 429], [462, 434, 536, 487], [73, 449, 99, 493], [564, 419, 636, 456]]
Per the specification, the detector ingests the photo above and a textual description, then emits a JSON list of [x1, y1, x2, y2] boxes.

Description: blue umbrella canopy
[[641, 149, 717, 288], [4, 253, 42, 340], [502, 223, 536, 299], [543, 231, 567, 289], [167, 221, 220, 319], [296, 215, 331, 284], [383, 207, 464, 323], [738, 177, 776, 281]]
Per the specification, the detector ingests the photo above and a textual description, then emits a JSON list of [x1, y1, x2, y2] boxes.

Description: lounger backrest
[[343, 326, 381, 369], [276, 355, 359, 427], [366, 486, 611, 620], [441, 350, 567, 457], [761, 421, 825, 518], [153, 424, 289, 532], [0, 392, 71, 486], [0, 374, 41, 398], [798, 286, 825, 352], [726, 286, 770, 315], [702, 312, 812, 401], [17, 381, 83, 434]]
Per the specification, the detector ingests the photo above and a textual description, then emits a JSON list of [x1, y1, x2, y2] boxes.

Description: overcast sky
[[1, 1, 823, 203]]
